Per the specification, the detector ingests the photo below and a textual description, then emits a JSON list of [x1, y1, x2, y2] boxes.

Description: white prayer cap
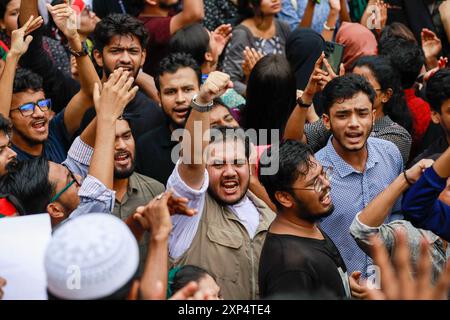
[[44, 213, 139, 300]]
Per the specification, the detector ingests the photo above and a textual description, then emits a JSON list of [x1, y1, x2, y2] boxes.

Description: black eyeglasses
[[10, 99, 52, 117], [288, 167, 333, 194], [50, 165, 81, 203]]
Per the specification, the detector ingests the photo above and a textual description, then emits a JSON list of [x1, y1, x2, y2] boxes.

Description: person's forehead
[[11, 90, 45, 104], [0, 131, 9, 146], [115, 119, 131, 135], [7, 0, 20, 11], [294, 157, 320, 184], [160, 68, 199, 89], [107, 34, 142, 49], [331, 92, 372, 112], [208, 139, 246, 159], [210, 106, 230, 121], [353, 66, 379, 86]]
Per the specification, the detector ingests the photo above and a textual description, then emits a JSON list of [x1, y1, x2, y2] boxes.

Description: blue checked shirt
[[279, 0, 334, 33], [315, 137, 403, 275]]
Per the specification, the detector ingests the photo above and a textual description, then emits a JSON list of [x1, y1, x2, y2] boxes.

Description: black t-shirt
[[135, 123, 180, 185], [259, 230, 350, 299], [79, 91, 164, 142]]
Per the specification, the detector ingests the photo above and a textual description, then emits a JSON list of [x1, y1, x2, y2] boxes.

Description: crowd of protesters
[[0, 0, 450, 300]]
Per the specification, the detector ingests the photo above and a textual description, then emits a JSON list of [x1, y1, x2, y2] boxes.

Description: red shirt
[[404, 88, 431, 156], [139, 15, 172, 77]]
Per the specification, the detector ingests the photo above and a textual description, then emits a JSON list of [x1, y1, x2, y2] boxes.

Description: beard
[[114, 159, 136, 180], [5, 157, 19, 174], [208, 177, 250, 207], [291, 193, 335, 223], [13, 126, 47, 146], [330, 121, 373, 153]]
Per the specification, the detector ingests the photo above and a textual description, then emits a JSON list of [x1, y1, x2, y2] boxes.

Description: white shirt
[[167, 161, 261, 260]]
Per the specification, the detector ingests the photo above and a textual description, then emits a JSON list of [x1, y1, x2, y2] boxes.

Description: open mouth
[[319, 190, 331, 206], [173, 106, 190, 119], [221, 180, 239, 195], [114, 152, 131, 166], [345, 132, 363, 143], [31, 119, 47, 133]]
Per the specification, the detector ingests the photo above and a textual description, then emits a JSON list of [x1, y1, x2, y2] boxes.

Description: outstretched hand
[[93, 68, 138, 120], [9, 15, 43, 59]]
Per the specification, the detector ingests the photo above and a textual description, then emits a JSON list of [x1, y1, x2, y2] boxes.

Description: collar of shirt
[[323, 137, 380, 178], [127, 173, 140, 194]]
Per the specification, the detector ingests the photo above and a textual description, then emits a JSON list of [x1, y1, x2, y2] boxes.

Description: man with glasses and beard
[[258, 140, 352, 299]]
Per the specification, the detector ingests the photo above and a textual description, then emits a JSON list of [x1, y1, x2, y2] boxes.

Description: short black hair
[[93, 13, 149, 53], [0, 0, 11, 18], [0, 113, 11, 137], [378, 36, 425, 89], [13, 68, 44, 94], [259, 140, 315, 211], [170, 265, 216, 297], [426, 68, 450, 113], [322, 74, 376, 115], [0, 157, 54, 214], [155, 52, 201, 92], [170, 23, 210, 67], [209, 126, 251, 161]]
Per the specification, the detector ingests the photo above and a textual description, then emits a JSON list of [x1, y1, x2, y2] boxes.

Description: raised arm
[[358, 159, 434, 227], [322, 0, 341, 41], [0, 16, 42, 117], [299, 0, 316, 28], [46, 3, 101, 137], [170, 0, 205, 35], [178, 71, 232, 190], [284, 53, 329, 142], [90, 69, 138, 189]]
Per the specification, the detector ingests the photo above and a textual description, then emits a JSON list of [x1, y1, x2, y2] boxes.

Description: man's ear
[[322, 113, 331, 131], [275, 191, 294, 209], [381, 88, 393, 104], [93, 49, 104, 68], [204, 51, 213, 63], [140, 49, 147, 68], [47, 203, 65, 226], [0, 19, 5, 30], [431, 110, 441, 125]]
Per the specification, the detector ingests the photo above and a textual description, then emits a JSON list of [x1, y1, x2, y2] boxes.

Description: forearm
[[179, 109, 209, 189], [359, 173, 409, 227], [88, 117, 115, 189], [284, 105, 307, 142], [182, 0, 205, 23], [299, 0, 315, 28], [0, 54, 20, 117], [80, 117, 97, 148], [19, 0, 39, 27], [433, 146, 450, 178], [140, 237, 169, 300], [135, 71, 160, 104], [67, 35, 100, 98], [339, 0, 351, 22], [322, 9, 339, 41]]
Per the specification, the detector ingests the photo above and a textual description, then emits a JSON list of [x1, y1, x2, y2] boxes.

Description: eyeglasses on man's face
[[288, 166, 333, 194], [10, 99, 52, 117], [50, 165, 81, 203]]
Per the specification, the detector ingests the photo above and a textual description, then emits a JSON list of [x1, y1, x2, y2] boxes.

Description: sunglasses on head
[[10, 99, 52, 117]]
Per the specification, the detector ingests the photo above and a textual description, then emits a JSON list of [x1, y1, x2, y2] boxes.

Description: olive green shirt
[[113, 172, 165, 275]]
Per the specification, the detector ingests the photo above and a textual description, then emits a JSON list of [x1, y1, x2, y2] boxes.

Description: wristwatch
[[69, 41, 89, 57], [296, 95, 312, 109], [190, 94, 214, 113]]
